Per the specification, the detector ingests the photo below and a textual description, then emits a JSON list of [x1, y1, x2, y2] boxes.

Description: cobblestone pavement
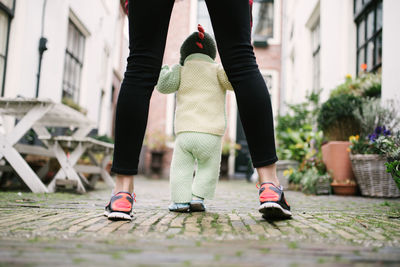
[[0, 176, 400, 266]]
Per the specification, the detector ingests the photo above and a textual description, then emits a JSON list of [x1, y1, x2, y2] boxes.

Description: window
[[0, 0, 14, 96], [197, 0, 275, 41], [311, 20, 320, 91], [252, 0, 274, 41], [354, 0, 382, 74], [62, 20, 85, 103], [197, 0, 214, 35]]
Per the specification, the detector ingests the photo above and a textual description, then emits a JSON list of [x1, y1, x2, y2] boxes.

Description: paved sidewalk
[[0, 176, 399, 266]]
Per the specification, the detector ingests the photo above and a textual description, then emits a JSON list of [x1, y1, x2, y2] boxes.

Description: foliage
[[221, 139, 241, 155], [147, 130, 172, 152], [92, 134, 114, 144], [330, 73, 381, 98], [349, 127, 399, 157], [385, 160, 400, 190], [285, 166, 331, 195], [353, 98, 400, 137], [317, 94, 362, 141], [276, 90, 321, 161], [300, 167, 332, 195]]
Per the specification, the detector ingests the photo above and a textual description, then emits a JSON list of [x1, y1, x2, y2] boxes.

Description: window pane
[[63, 21, 85, 102], [376, 1, 382, 30], [253, 1, 274, 39], [311, 22, 320, 52], [0, 0, 14, 10], [355, 0, 363, 13], [357, 20, 365, 47], [0, 10, 8, 55], [366, 10, 375, 40], [366, 40, 374, 71], [375, 32, 382, 66], [357, 47, 365, 73]]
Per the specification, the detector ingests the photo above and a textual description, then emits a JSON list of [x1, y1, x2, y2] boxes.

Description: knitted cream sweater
[[156, 53, 233, 136]]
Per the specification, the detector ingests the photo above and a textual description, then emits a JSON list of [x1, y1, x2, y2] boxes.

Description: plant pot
[[350, 154, 400, 197], [150, 150, 165, 174], [322, 141, 355, 183], [316, 178, 331, 195], [220, 154, 229, 179], [276, 160, 299, 189], [331, 183, 358, 196]]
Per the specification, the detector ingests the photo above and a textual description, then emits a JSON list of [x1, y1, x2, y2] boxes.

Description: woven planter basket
[[350, 154, 400, 197]]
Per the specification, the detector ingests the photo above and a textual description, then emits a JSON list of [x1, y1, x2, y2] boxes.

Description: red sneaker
[[258, 182, 292, 219], [104, 191, 134, 220]]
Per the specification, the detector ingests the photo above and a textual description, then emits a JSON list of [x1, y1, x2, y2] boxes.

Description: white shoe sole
[[259, 202, 292, 219], [107, 212, 133, 221]]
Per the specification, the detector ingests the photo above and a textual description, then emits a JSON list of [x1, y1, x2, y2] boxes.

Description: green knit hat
[[180, 24, 217, 65]]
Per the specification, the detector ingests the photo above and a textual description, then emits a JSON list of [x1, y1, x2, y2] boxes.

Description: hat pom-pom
[[198, 24, 205, 33]]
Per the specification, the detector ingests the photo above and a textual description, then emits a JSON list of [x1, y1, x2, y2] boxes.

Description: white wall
[[319, 0, 356, 101], [281, 0, 356, 108], [382, 0, 400, 104], [5, 0, 127, 136]]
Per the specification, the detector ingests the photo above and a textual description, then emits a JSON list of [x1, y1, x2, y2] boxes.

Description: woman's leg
[[111, 0, 175, 192], [205, 0, 279, 185]]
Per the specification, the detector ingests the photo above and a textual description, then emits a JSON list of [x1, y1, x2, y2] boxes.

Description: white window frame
[[191, 0, 281, 45], [260, 69, 279, 114]]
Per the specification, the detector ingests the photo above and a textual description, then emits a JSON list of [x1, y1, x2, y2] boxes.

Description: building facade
[[0, 0, 128, 136], [280, 0, 399, 111], [144, 0, 282, 177]]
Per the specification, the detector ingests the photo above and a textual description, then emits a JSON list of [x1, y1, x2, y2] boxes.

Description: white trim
[[306, 1, 320, 29], [165, 94, 175, 137], [69, 9, 90, 37], [228, 92, 237, 177], [190, 0, 198, 32], [267, 0, 282, 45], [260, 69, 279, 114]]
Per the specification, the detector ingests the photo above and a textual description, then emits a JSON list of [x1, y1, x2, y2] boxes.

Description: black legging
[[111, 0, 277, 175]]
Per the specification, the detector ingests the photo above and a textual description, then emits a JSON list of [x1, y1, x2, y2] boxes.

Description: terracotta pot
[[331, 183, 358, 196], [322, 141, 355, 183]]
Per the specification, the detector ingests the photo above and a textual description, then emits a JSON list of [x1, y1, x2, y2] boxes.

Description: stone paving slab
[[0, 176, 399, 266]]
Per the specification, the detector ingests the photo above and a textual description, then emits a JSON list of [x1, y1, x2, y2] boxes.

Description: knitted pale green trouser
[[170, 132, 222, 203]]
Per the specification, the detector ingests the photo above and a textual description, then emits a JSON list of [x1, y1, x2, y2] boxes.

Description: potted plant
[[276, 91, 322, 188], [349, 129, 400, 197], [317, 93, 362, 195], [349, 97, 400, 197], [220, 139, 241, 178], [381, 132, 400, 191]]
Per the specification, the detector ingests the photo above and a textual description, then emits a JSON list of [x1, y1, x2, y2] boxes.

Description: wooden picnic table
[[0, 97, 115, 193]]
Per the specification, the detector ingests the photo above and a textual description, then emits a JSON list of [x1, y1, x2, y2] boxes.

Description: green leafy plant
[[385, 160, 400, 190], [276, 90, 322, 161], [147, 130, 172, 152], [92, 134, 114, 144], [317, 94, 362, 141], [300, 167, 332, 195], [221, 139, 241, 156], [330, 73, 381, 98], [353, 98, 400, 137]]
